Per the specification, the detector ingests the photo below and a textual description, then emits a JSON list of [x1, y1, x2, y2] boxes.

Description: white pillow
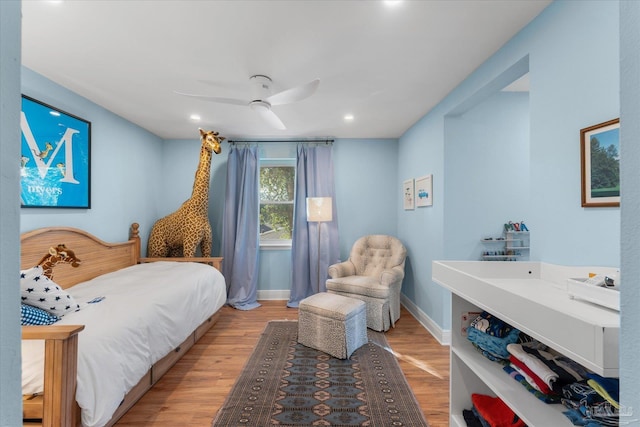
[[20, 266, 80, 316]]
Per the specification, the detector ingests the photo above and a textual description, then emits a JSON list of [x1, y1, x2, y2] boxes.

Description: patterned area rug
[[211, 320, 429, 426]]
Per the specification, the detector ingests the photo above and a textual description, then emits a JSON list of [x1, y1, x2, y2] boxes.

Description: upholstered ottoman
[[298, 292, 368, 359]]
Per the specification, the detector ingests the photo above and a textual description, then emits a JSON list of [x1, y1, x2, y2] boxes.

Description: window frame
[[259, 158, 296, 249]]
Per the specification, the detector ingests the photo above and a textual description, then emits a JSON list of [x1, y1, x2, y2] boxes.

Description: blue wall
[[444, 91, 530, 261], [620, 0, 640, 419], [20, 68, 164, 250], [397, 0, 620, 332], [332, 139, 399, 258], [1, 1, 23, 425], [528, 1, 620, 265]]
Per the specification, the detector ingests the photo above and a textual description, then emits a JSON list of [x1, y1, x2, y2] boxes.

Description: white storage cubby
[[433, 261, 620, 427]]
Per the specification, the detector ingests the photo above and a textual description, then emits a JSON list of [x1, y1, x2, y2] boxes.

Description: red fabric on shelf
[[471, 393, 527, 427]]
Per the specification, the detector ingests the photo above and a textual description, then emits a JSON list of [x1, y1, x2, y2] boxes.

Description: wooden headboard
[[20, 223, 142, 289]]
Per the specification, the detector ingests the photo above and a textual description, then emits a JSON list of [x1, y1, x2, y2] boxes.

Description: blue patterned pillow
[[20, 266, 80, 316], [21, 303, 60, 326]]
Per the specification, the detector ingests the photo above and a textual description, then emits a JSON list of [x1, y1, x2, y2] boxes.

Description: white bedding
[[22, 261, 227, 427]]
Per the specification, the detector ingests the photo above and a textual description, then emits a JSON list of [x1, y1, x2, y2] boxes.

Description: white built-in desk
[[432, 261, 619, 427]]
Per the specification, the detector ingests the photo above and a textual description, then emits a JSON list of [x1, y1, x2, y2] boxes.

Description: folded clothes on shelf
[[561, 379, 620, 427], [467, 311, 526, 360], [586, 373, 619, 408], [507, 341, 590, 394], [503, 364, 561, 404]]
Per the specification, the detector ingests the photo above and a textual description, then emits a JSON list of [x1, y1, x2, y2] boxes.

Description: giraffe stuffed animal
[[37, 244, 82, 280], [147, 128, 224, 258]]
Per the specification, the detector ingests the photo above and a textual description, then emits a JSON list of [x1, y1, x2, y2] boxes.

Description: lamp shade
[[306, 197, 332, 222]]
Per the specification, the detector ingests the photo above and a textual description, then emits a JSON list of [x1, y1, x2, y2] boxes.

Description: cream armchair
[[326, 235, 407, 332]]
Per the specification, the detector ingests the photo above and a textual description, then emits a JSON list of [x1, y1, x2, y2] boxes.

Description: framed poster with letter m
[[20, 95, 91, 208]]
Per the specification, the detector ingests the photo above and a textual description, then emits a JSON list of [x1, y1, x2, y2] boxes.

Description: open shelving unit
[[433, 261, 619, 427]]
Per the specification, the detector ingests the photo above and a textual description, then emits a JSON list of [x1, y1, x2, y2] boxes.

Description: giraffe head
[[36, 244, 81, 280], [199, 128, 225, 155], [40, 244, 82, 268]]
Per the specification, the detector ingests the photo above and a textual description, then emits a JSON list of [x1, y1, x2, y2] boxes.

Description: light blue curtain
[[221, 145, 261, 310], [288, 144, 340, 307]]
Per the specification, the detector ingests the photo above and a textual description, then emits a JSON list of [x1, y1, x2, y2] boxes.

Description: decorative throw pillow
[[20, 266, 80, 316], [21, 303, 60, 326]]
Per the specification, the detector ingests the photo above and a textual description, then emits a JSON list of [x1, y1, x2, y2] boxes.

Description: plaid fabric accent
[[21, 303, 60, 325]]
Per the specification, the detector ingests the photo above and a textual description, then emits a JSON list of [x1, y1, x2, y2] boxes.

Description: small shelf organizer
[[481, 225, 530, 261]]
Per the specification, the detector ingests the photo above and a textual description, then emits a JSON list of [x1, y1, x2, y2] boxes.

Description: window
[[259, 160, 295, 247]]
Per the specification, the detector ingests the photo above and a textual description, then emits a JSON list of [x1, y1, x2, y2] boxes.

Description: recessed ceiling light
[[189, 114, 201, 121], [384, 1, 402, 7], [344, 114, 354, 122]]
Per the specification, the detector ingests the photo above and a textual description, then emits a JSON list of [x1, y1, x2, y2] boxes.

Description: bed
[[20, 223, 226, 427]]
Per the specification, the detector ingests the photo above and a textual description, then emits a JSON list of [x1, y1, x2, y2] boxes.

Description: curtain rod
[[228, 139, 334, 145]]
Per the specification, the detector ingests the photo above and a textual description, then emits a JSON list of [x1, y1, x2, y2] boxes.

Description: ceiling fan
[[175, 75, 320, 130]]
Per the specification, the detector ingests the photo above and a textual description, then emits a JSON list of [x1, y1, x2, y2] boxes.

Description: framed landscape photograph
[[20, 95, 91, 208], [415, 174, 433, 207], [580, 118, 620, 207], [403, 178, 414, 210]]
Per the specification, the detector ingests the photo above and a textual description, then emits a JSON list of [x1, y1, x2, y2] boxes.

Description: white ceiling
[[21, 0, 550, 141]]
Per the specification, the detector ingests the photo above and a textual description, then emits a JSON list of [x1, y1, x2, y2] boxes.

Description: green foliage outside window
[[590, 136, 620, 197], [260, 166, 295, 241]]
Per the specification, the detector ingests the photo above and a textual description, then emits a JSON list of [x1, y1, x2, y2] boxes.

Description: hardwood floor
[[114, 300, 450, 427]]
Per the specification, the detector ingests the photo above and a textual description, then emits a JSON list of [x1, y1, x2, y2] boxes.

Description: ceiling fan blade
[[174, 91, 247, 106], [250, 101, 286, 130], [265, 78, 320, 106]]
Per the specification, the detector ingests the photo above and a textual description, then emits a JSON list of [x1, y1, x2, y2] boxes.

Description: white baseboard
[[400, 294, 451, 346], [257, 289, 291, 300]]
